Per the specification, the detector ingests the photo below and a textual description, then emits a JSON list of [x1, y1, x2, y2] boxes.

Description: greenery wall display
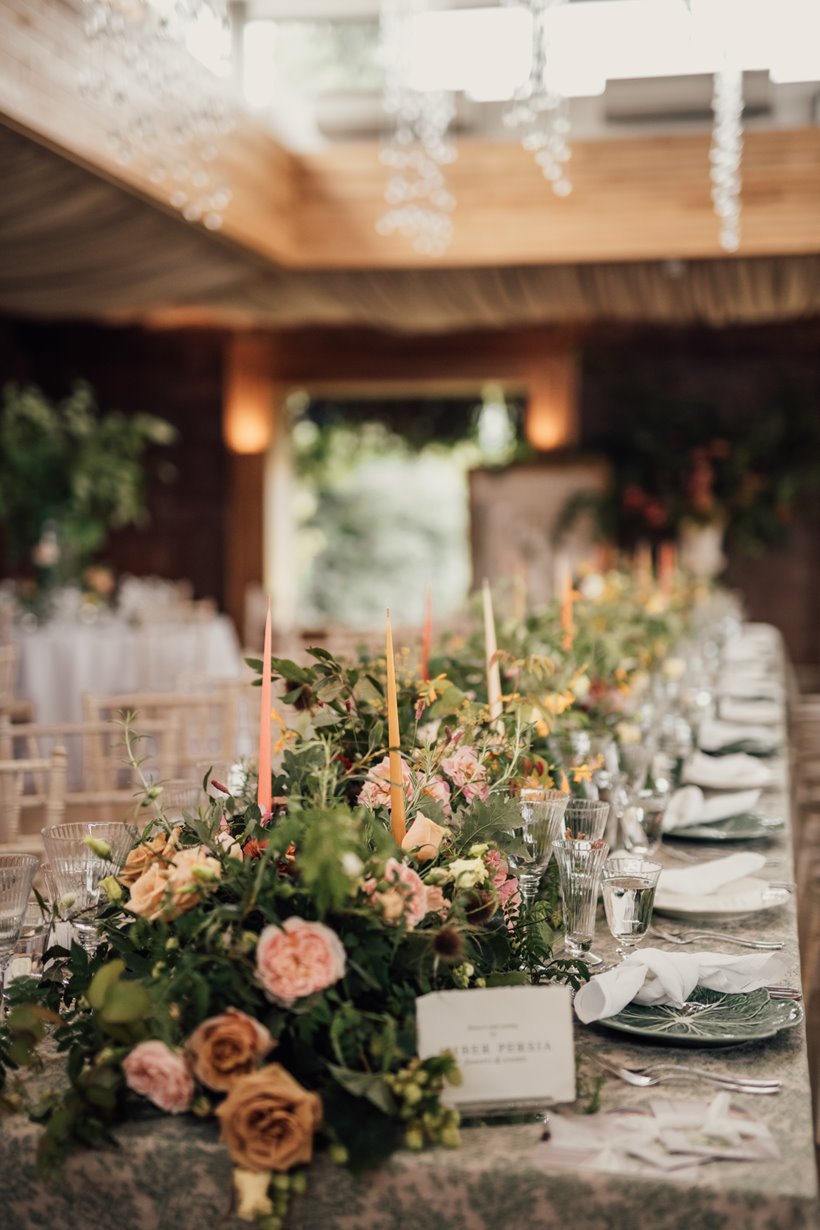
[[562, 385, 820, 554], [0, 381, 177, 581]]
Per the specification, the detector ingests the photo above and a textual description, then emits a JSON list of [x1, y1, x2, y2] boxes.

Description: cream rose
[[217, 1064, 322, 1172], [401, 812, 448, 862], [122, 1040, 193, 1114], [255, 917, 346, 1006], [187, 1008, 275, 1093]]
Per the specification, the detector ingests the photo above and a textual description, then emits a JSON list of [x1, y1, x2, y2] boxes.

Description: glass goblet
[[601, 856, 662, 960], [42, 822, 136, 957], [0, 854, 39, 1020], [506, 789, 569, 908], [561, 798, 610, 842], [552, 838, 609, 965], [619, 789, 669, 857]]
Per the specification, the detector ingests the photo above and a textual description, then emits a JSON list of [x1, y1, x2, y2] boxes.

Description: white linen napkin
[[719, 697, 782, 726], [718, 674, 783, 701], [698, 719, 777, 753], [574, 945, 784, 1023], [658, 851, 767, 897], [682, 751, 772, 790], [662, 786, 763, 831]]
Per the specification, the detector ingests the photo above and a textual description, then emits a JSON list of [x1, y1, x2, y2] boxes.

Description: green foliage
[[0, 381, 177, 569]]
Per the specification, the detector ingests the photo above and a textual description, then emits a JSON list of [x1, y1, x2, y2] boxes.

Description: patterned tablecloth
[[1, 637, 818, 1230]]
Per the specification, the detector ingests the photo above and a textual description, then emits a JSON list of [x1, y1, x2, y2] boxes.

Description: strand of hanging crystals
[[376, 0, 456, 256], [710, 68, 743, 252], [80, 0, 234, 230], [503, 0, 571, 197]]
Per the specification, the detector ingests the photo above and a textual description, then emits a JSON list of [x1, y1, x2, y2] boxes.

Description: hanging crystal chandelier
[[376, 0, 457, 256], [503, 0, 572, 198], [80, 0, 235, 230], [710, 67, 743, 253]]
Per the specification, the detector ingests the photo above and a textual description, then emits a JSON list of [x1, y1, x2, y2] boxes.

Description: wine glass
[[601, 856, 662, 960], [0, 854, 39, 1020], [506, 789, 569, 908], [561, 798, 610, 842], [42, 822, 136, 957], [552, 838, 609, 965], [619, 788, 669, 857]]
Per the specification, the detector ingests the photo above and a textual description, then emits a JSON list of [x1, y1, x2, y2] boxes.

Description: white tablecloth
[[14, 614, 243, 725]]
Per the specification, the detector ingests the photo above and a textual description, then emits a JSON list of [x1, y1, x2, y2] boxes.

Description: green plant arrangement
[[0, 381, 177, 581]]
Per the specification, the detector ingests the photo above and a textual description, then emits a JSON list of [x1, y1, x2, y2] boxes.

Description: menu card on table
[[416, 986, 575, 1116]]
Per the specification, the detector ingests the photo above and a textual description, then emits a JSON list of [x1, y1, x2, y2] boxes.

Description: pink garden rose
[[256, 917, 347, 1006], [357, 756, 413, 810], [420, 774, 452, 817], [401, 812, 448, 862], [424, 884, 450, 920], [484, 848, 509, 889], [441, 745, 489, 803], [364, 858, 428, 929], [122, 1040, 194, 1114]]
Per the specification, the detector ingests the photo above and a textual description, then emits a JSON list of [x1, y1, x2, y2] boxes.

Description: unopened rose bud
[[190, 863, 219, 883], [289, 1172, 307, 1196], [440, 1127, 460, 1148], [165, 937, 179, 951], [83, 836, 112, 859], [191, 1095, 212, 1118], [404, 1127, 424, 1151], [403, 1083, 422, 1106], [99, 875, 123, 903], [327, 1143, 348, 1166]]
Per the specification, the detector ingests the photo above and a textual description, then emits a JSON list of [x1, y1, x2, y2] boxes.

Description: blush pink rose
[[256, 917, 346, 1006], [401, 812, 448, 862], [425, 884, 450, 920], [123, 1040, 194, 1114], [364, 858, 428, 929], [357, 756, 413, 810], [441, 745, 489, 803], [420, 774, 452, 817], [484, 848, 509, 889]]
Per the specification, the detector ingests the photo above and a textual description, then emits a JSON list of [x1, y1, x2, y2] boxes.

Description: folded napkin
[[719, 697, 782, 726], [662, 785, 762, 831], [574, 944, 784, 1023], [658, 851, 766, 897], [681, 751, 772, 791], [698, 719, 777, 753], [718, 674, 783, 701]]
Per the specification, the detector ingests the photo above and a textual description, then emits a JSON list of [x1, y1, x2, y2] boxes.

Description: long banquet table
[[1, 628, 819, 1230]]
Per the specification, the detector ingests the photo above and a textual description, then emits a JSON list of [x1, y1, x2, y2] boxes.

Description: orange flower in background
[[417, 674, 449, 706], [571, 764, 593, 785]]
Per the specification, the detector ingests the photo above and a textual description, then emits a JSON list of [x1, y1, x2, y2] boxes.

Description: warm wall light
[[223, 334, 275, 454], [525, 356, 579, 451]]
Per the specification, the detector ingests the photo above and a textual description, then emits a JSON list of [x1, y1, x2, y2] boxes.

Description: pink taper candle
[[385, 609, 407, 844], [420, 584, 432, 682], [257, 596, 273, 814], [482, 579, 503, 721]]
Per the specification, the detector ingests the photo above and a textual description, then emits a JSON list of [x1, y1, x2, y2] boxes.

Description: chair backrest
[[83, 689, 238, 780], [0, 643, 17, 709], [0, 715, 176, 825], [0, 746, 67, 846]]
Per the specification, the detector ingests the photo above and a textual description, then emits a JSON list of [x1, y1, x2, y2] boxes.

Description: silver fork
[[591, 1055, 782, 1094], [650, 925, 785, 951]]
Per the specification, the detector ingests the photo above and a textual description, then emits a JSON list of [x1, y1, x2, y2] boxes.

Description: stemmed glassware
[[552, 838, 609, 965], [0, 854, 39, 1020], [601, 856, 662, 959], [619, 788, 669, 857], [506, 789, 569, 908], [42, 822, 136, 957], [561, 798, 610, 842]]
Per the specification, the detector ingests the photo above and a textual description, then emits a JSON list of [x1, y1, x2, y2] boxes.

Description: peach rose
[[187, 1008, 275, 1093], [364, 858, 428, 929], [357, 756, 413, 810], [119, 828, 179, 888], [425, 884, 450, 920], [420, 774, 452, 817], [401, 812, 448, 862], [255, 917, 346, 1006], [122, 1040, 193, 1114], [165, 845, 222, 916], [441, 745, 489, 803], [126, 861, 171, 922], [217, 1064, 322, 1172]]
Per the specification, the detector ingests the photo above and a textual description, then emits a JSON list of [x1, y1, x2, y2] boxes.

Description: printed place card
[[416, 985, 575, 1115]]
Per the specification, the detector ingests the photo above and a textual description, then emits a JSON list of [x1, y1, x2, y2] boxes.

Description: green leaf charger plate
[[599, 986, 803, 1046]]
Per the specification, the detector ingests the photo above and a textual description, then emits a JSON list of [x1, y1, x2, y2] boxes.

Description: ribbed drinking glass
[[561, 798, 611, 842], [42, 822, 136, 957], [552, 838, 609, 963], [0, 853, 39, 1019], [506, 789, 570, 907]]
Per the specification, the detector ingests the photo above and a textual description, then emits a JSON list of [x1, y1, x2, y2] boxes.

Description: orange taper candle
[[482, 578, 503, 721], [559, 559, 574, 652], [257, 596, 273, 814], [385, 608, 406, 844]]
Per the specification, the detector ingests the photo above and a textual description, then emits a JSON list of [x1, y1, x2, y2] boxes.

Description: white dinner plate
[[653, 876, 791, 921]]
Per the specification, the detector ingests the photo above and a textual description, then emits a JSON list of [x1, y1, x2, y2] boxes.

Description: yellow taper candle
[[385, 608, 406, 844], [482, 578, 503, 721], [257, 596, 273, 814]]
